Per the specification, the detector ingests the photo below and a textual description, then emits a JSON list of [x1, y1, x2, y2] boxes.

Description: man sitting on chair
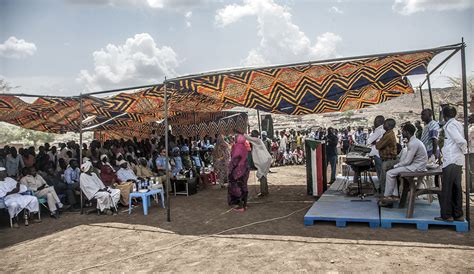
[[114, 160, 135, 206], [0, 167, 41, 227], [379, 123, 428, 207], [20, 167, 67, 218], [80, 161, 120, 215]]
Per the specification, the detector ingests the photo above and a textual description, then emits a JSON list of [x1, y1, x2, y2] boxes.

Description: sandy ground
[[0, 165, 473, 272]]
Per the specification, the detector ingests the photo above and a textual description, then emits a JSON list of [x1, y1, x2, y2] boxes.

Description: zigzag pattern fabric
[[170, 51, 436, 115], [171, 112, 248, 138], [0, 49, 439, 136]]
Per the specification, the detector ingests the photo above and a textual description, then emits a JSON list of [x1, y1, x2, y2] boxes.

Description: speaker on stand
[[261, 114, 274, 139]]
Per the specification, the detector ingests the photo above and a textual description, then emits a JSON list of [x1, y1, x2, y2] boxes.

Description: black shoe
[[59, 204, 71, 212], [454, 216, 465, 222], [434, 216, 453, 222], [50, 212, 59, 219], [378, 199, 393, 208]]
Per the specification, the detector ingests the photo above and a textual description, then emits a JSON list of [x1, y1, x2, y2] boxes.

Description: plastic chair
[[128, 189, 165, 215]]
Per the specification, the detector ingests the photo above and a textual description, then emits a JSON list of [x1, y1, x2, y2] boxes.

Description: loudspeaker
[[261, 114, 274, 139]]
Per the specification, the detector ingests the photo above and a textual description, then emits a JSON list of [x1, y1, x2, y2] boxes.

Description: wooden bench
[[398, 167, 442, 218]]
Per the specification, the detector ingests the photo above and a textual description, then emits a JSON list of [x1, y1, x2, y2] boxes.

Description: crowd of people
[[0, 128, 276, 227], [0, 105, 470, 227]]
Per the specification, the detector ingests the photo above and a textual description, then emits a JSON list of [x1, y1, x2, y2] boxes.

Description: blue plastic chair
[[128, 188, 165, 215]]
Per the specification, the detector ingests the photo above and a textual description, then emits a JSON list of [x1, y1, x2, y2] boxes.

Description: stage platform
[[304, 178, 380, 228], [304, 177, 469, 232], [381, 200, 468, 232]]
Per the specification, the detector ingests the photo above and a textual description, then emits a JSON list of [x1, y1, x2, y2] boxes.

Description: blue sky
[[0, 0, 472, 96]]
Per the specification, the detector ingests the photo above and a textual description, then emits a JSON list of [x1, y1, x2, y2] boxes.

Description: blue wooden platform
[[304, 179, 380, 228], [380, 200, 468, 232], [304, 177, 469, 232]]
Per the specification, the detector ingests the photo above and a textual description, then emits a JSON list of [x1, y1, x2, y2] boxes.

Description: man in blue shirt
[[63, 159, 80, 208]]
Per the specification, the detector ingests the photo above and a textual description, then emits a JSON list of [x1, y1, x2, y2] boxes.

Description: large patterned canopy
[[0, 45, 452, 138]]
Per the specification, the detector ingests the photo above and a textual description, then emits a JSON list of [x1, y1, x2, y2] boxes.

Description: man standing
[[354, 127, 367, 145], [420, 109, 440, 159], [325, 127, 339, 183], [375, 119, 398, 195], [279, 130, 288, 154], [245, 130, 273, 197], [436, 106, 467, 222], [380, 123, 428, 207], [366, 115, 386, 180], [0, 167, 40, 227], [5, 147, 24, 179]]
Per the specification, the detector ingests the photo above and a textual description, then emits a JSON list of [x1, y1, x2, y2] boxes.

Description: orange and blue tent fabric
[[0, 47, 445, 138]]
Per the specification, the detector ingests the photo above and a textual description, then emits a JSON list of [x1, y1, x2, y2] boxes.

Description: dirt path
[[1, 165, 473, 272]]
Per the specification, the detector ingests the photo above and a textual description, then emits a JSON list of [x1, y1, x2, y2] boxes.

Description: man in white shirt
[[436, 106, 467, 222], [366, 115, 386, 180], [279, 131, 288, 153], [80, 161, 120, 214], [114, 159, 136, 206], [0, 167, 40, 228], [20, 167, 66, 218], [380, 123, 428, 207]]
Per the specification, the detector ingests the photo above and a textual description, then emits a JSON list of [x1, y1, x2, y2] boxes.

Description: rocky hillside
[[243, 87, 469, 131]]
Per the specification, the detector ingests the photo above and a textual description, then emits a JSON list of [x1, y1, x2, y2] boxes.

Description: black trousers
[[440, 164, 463, 219]]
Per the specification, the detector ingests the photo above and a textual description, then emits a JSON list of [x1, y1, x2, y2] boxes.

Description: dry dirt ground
[[0, 165, 473, 272]]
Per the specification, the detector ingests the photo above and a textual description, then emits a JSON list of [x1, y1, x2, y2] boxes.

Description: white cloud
[[185, 11, 192, 27], [146, 0, 211, 10], [393, 0, 472, 15], [329, 6, 344, 14], [0, 37, 37, 59], [67, 0, 212, 10], [215, 0, 342, 66], [77, 33, 179, 91]]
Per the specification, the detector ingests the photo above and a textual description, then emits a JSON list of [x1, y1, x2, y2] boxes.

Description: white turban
[[81, 161, 92, 172]]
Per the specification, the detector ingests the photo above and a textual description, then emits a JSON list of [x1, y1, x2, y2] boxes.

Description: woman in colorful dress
[[227, 134, 249, 212]]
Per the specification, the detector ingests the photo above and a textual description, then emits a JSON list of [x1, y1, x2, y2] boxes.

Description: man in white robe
[[80, 161, 120, 214], [245, 130, 273, 197], [0, 167, 40, 228]]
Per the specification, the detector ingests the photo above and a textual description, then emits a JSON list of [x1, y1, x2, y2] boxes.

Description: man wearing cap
[[80, 161, 120, 215], [115, 159, 136, 206], [0, 167, 40, 227], [245, 130, 273, 197], [171, 147, 183, 177]]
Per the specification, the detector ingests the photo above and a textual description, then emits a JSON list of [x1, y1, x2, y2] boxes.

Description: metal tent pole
[[420, 47, 461, 87], [460, 39, 471, 229], [79, 93, 84, 214], [418, 86, 425, 110], [426, 75, 435, 120], [257, 109, 262, 136], [164, 77, 171, 222]]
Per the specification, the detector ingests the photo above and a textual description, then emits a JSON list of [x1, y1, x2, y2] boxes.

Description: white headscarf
[[81, 161, 92, 172]]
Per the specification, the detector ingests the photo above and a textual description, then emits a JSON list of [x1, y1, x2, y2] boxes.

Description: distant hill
[[243, 87, 469, 131]]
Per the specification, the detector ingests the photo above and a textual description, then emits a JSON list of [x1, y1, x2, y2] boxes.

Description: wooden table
[[398, 167, 442, 218]]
